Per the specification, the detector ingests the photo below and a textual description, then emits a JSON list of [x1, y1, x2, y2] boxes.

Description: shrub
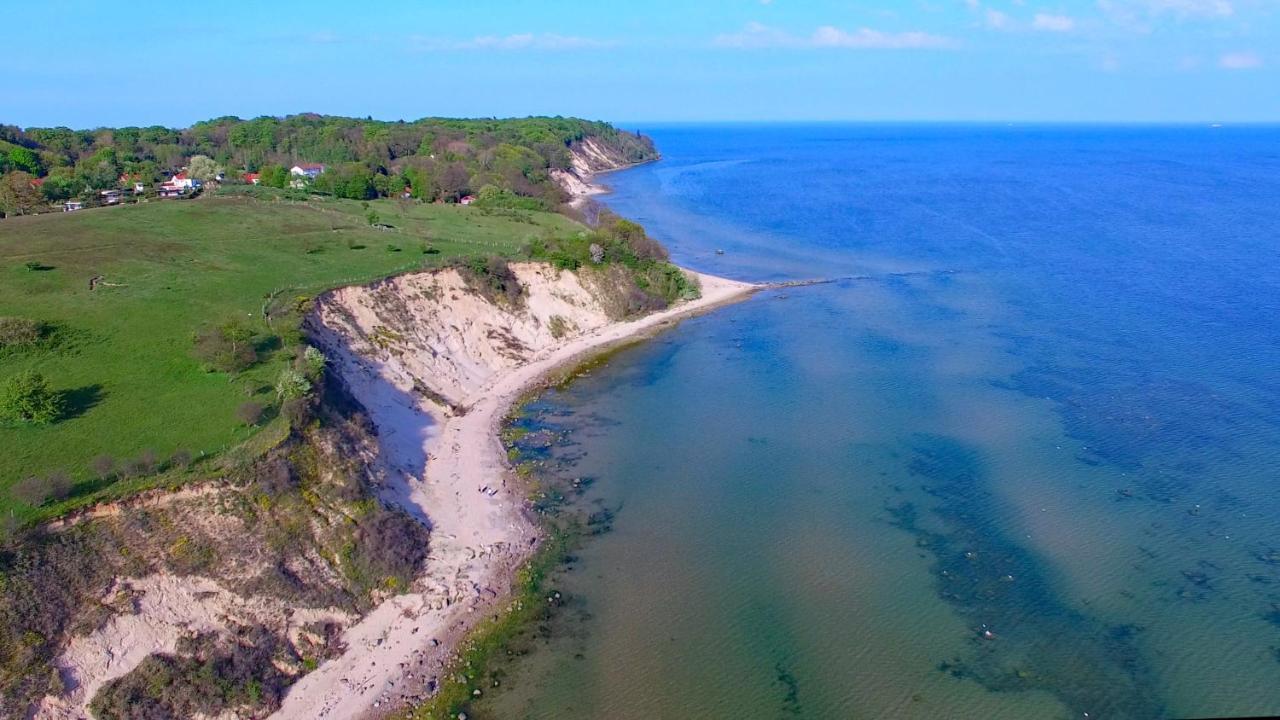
[[45, 471, 73, 502], [237, 401, 265, 426], [11, 476, 49, 506], [90, 454, 115, 479], [301, 346, 327, 378], [88, 626, 299, 720], [170, 450, 193, 469], [275, 369, 311, 401], [10, 472, 72, 506], [0, 370, 64, 425], [548, 315, 570, 339], [192, 320, 258, 373], [137, 449, 159, 474], [456, 256, 523, 306], [0, 317, 43, 349]]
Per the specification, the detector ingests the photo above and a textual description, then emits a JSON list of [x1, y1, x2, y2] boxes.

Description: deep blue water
[[488, 125, 1280, 719]]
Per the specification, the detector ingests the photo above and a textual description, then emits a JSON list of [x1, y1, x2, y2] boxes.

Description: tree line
[[0, 115, 656, 216]]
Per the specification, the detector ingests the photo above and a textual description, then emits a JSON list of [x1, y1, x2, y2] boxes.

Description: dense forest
[[0, 115, 657, 215]]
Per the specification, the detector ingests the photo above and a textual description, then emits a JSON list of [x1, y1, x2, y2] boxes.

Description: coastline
[[275, 270, 758, 719]]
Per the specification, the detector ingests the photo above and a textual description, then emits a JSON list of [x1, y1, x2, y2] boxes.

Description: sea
[[485, 124, 1280, 719]]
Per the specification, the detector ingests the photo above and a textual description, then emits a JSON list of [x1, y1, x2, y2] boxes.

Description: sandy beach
[[274, 269, 757, 719]]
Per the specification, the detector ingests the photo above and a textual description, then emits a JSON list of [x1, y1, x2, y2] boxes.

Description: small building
[[100, 189, 123, 205], [63, 200, 83, 212], [30, 177, 44, 190], [459, 195, 477, 206], [401, 186, 413, 199], [290, 163, 326, 179], [244, 172, 261, 185], [168, 172, 201, 190], [133, 182, 146, 194]]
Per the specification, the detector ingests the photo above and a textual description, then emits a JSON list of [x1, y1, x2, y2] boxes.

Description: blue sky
[[7, 0, 1278, 127]]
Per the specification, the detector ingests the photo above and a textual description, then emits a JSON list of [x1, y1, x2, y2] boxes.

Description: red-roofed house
[[244, 172, 261, 185], [459, 195, 477, 206]]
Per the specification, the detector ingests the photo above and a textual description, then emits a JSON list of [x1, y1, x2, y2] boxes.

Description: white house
[[290, 163, 326, 179], [168, 172, 202, 190]]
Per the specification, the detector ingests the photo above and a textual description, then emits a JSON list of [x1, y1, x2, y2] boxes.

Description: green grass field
[[0, 189, 581, 519]]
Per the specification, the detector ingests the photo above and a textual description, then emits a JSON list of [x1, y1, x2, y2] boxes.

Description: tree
[[0, 370, 64, 425], [192, 320, 258, 373], [0, 172, 44, 217], [7, 146, 42, 175], [38, 169, 77, 202], [187, 154, 222, 181], [439, 162, 470, 202], [259, 164, 289, 189]]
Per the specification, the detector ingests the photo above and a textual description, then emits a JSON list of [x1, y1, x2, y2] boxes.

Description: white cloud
[[1099, 0, 1236, 29], [811, 26, 955, 48], [410, 33, 612, 51], [714, 22, 955, 49], [1136, 0, 1234, 17], [1219, 51, 1262, 68], [985, 9, 1012, 29], [1032, 13, 1077, 31]]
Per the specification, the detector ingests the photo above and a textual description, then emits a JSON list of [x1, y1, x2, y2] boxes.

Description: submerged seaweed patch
[[891, 434, 1165, 718]]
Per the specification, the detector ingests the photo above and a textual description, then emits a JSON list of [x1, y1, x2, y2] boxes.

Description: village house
[[100, 189, 123, 205], [168, 172, 202, 190], [290, 163, 325, 179], [459, 194, 477, 206], [63, 200, 83, 212], [244, 172, 261, 185]]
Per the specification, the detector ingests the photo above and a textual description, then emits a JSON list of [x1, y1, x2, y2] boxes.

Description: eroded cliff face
[[19, 402, 428, 720], [551, 136, 655, 202], [311, 263, 617, 411]]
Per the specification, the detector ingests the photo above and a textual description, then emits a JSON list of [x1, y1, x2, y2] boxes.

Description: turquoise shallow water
[[485, 125, 1280, 719]]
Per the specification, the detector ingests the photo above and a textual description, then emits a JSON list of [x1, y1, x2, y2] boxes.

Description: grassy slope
[[0, 190, 580, 518]]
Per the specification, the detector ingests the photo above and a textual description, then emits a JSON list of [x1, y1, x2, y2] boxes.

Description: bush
[[237, 401, 265, 426], [275, 369, 311, 401], [91, 454, 115, 479], [89, 626, 299, 720], [137, 449, 159, 475], [300, 346, 326, 378], [10, 471, 72, 506], [0, 317, 43, 349], [455, 256, 523, 306], [192, 320, 258, 373], [11, 476, 48, 506], [170, 450, 193, 469], [0, 370, 64, 425]]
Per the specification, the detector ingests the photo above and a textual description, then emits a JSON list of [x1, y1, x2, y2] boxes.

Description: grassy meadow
[[0, 188, 581, 519]]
